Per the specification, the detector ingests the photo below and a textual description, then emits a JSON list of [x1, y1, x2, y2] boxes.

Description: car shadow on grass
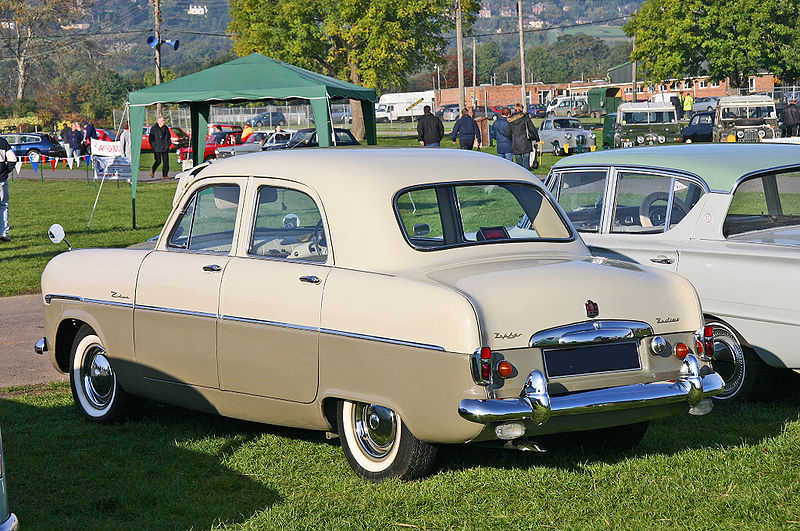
[[0, 395, 281, 530], [436, 369, 800, 476]]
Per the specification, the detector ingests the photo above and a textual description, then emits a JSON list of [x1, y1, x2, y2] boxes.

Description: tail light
[[470, 346, 494, 386], [703, 325, 715, 360], [496, 360, 513, 379], [674, 342, 689, 360]]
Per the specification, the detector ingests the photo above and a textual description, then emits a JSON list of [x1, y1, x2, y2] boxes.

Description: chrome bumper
[[458, 355, 724, 425], [34, 337, 47, 355], [0, 513, 18, 531]]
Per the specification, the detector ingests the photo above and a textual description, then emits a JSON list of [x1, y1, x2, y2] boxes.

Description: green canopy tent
[[126, 53, 378, 227]]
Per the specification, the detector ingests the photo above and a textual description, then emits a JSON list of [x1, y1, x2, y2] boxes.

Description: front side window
[[249, 186, 327, 262], [553, 170, 608, 233], [724, 170, 800, 236], [396, 182, 571, 249], [168, 184, 240, 252], [612, 172, 704, 233]]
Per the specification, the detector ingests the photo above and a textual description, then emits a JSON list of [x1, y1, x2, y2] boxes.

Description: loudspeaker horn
[[163, 39, 180, 51], [146, 35, 158, 48]]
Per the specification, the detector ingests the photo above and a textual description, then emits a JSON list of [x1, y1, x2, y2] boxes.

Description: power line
[[450, 14, 633, 40]]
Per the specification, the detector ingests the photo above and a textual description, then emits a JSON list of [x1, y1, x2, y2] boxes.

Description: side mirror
[[48, 223, 73, 250]]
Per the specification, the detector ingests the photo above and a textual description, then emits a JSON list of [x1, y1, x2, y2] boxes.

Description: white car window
[[612, 173, 673, 233], [724, 170, 800, 236], [249, 186, 327, 262], [554, 170, 607, 233], [168, 185, 240, 252]]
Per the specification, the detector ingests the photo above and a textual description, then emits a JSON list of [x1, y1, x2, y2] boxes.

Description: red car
[[177, 130, 243, 162], [140, 126, 191, 152]]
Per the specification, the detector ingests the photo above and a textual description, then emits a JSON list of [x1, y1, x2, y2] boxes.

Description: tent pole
[[190, 103, 210, 167], [310, 97, 332, 148], [129, 103, 146, 229]]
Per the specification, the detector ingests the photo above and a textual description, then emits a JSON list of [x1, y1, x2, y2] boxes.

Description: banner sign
[[90, 138, 123, 157], [94, 156, 132, 181]]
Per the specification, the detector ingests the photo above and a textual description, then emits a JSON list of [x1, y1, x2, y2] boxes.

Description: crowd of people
[[416, 103, 541, 170]]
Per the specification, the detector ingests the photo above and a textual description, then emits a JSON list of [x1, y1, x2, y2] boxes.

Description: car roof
[[618, 102, 674, 111], [719, 95, 773, 104], [552, 143, 800, 192]]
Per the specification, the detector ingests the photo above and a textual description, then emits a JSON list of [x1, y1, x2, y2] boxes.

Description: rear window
[[395, 182, 572, 250], [724, 170, 800, 236]]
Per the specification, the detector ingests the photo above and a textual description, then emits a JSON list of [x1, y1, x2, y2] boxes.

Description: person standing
[[59, 122, 71, 153], [417, 105, 445, 147], [241, 123, 255, 142], [450, 108, 481, 150], [66, 122, 83, 160], [149, 115, 172, 179], [683, 93, 694, 120], [781, 98, 800, 137], [670, 94, 682, 121], [0, 135, 17, 242], [490, 107, 513, 161], [82, 120, 98, 155], [505, 103, 539, 170]]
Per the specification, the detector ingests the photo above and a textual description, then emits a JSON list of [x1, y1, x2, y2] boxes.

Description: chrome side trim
[[136, 304, 217, 319], [83, 298, 134, 308], [44, 293, 81, 304], [320, 328, 446, 352], [221, 315, 318, 333], [530, 320, 653, 348], [44, 294, 133, 308]]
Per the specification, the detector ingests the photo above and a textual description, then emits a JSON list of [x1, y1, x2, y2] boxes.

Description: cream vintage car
[[547, 143, 800, 401], [36, 149, 723, 480]]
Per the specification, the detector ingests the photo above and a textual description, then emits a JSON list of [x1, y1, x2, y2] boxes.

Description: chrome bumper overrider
[[458, 355, 724, 426], [0, 513, 18, 531], [34, 337, 47, 355]]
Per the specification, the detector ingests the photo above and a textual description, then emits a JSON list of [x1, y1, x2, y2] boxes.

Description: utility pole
[[153, 0, 163, 116], [518, 0, 526, 105], [456, 0, 465, 114], [472, 36, 477, 110], [631, 39, 637, 102]]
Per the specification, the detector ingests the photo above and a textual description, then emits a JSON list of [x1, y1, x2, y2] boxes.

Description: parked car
[[713, 95, 779, 142], [246, 111, 286, 128], [547, 96, 589, 117], [263, 128, 360, 150], [96, 129, 118, 142], [37, 149, 723, 481], [0, 132, 66, 161], [681, 112, 715, 143], [538, 117, 596, 156], [206, 123, 242, 136], [140, 126, 191, 152], [176, 130, 243, 162], [216, 130, 294, 159], [527, 103, 547, 118], [435, 104, 459, 121], [0, 426, 17, 531], [692, 96, 719, 114], [614, 102, 682, 148], [546, 143, 800, 400]]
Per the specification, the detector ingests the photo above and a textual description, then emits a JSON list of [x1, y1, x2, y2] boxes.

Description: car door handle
[[299, 275, 321, 284], [650, 256, 675, 265], [203, 264, 222, 272]]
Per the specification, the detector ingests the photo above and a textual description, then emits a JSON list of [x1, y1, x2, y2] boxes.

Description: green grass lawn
[[2, 381, 800, 529]]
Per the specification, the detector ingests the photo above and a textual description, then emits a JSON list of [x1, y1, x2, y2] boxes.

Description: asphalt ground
[[0, 293, 67, 388]]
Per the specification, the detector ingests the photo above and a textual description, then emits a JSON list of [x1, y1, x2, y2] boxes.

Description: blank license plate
[[543, 342, 641, 378]]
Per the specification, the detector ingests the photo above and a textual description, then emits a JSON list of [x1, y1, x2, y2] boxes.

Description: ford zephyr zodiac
[[36, 149, 723, 480], [549, 143, 800, 401]]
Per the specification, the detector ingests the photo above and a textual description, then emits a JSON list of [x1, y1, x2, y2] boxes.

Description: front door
[[135, 182, 243, 387]]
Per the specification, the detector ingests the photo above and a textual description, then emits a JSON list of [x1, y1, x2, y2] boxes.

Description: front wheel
[[70, 325, 135, 422], [337, 400, 436, 481], [707, 320, 765, 401], [26, 149, 41, 162], [552, 142, 561, 156]]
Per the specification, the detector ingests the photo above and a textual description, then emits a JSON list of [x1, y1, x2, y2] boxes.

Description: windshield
[[395, 182, 571, 249], [720, 106, 776, 120], [621, 111, 675, 124], [553, 118, 583, 129], [247, 132, 268, 144], [288, 130, 314, 145], [723, 170, 800, 236]]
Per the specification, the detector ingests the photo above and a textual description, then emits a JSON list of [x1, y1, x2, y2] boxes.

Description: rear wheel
[[26, 149, 41, 162], [70, 325, 135, 422], [551, 142, 561, 156], [337, 400, 436, 481], [707, 320, 765, 401]]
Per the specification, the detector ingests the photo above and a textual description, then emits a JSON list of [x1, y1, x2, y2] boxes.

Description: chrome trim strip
[[44, 293, 81, 304], [136, 304, 217, 319], [320, 328, 445, 351], [222, 314, 318, 333], [44, 294, 133, 308], [83, 298, 134, 308], [530, 320, 653, 348], [734, 163, 800, 193]]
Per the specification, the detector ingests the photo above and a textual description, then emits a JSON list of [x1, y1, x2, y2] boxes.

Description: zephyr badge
[[585, 300, 599, 318]]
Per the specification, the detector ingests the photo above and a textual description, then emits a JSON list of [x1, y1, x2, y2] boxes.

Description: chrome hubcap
[[82, 346, 114, 409], [353, 403, 397, 460], [709, 326, 745, 398]]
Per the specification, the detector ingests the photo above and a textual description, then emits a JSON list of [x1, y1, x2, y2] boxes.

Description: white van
[[376, 91, 435, 122]]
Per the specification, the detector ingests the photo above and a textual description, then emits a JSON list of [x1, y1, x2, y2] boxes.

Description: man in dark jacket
[[82, 120, 98, 155], [66, 121, 83, 160], [0, 135, 17, 241], [489, 107, 513, 161], [451, 108, 481, 149], [781, 98, 800, 137], [149, 115, 172, 179], [505, 103, 539, 169], [417, 105, 445, 147]]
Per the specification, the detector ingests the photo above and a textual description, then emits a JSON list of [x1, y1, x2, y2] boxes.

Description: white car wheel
[[70, 325, 133, 422], [707, 320, 765, 401], [337, 400, 436, 481], [685, 138, 693, 143]]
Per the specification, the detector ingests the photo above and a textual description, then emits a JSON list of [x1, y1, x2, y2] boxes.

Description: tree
[[0, 0, 91, 100], [228, 0, 480, 139], [624, 0, 800, 89], [475, 41, 507, 85]]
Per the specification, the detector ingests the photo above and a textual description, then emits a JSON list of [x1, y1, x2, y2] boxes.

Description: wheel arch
[[55, 318, 93, 372]]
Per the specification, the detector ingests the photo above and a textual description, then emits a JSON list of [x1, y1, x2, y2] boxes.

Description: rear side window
[[552, 170, 608, 233], [396, 182, 571, 250], [724, 171, 800, 236]]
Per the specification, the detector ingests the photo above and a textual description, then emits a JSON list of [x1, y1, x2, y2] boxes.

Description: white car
[[546, 143, 800, 400]]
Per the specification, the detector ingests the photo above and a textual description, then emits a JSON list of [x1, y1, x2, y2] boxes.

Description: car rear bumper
[[0, 513, 18, 531], [458, 355, 723, 429]]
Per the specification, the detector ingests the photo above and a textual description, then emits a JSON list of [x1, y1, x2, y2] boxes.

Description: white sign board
[[90, 138, 123, 157]]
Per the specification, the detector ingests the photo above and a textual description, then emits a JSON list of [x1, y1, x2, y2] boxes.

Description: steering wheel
[[639, 192, 688, 227], [311, 219, 327, 256]]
